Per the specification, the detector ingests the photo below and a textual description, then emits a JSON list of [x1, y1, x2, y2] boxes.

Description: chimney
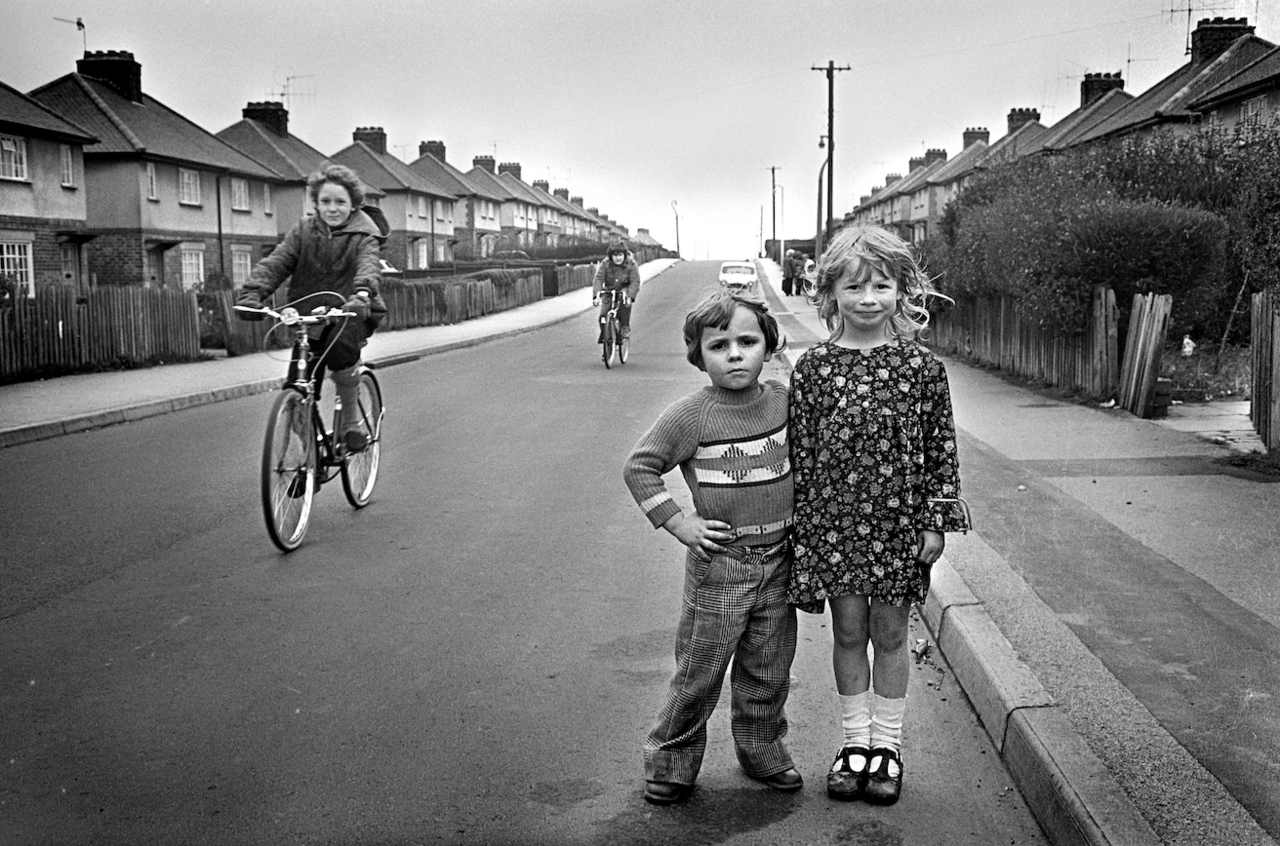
[[924, 148, 948, 166], [588, 207, 600, 216], [571, 196, 584, 206], [1081, 72, 1124, 108], [962, 127, 990, 147], [353, 126, 387, 154], [420, 140, 446, 162], [77, 50, 142, 103], [884, 173, 902, 185], [532, 179, 550, 192], [638, 228, 649, 235], [553, 188, 570, 199], [473, 155, 496, 173], [908, 156, 926, 172], [1007, 108, 1040, 134], [859, 195, 871, 205], [498, 162, 522, 180], [1192, 17, 1254, 64], [244, 101, 288, 136]]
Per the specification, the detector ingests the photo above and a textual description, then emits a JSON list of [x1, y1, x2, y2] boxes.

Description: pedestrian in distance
[[623, 289, 801, 806], [788, 225, 966, 805], [592, 241, 640, 344], [235, 163, 390, 453], [781, 248, 796, 296]]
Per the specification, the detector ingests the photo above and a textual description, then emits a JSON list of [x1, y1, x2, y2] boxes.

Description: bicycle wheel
[[261, 389, 316, 552], [602, 316, 615, 369], [341, 370, 383, 508], [618, 323, 629, 364]]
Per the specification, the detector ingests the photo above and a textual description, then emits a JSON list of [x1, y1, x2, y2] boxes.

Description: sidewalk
[[0, 260, 677, 450], [756, 258, 1275, 846]]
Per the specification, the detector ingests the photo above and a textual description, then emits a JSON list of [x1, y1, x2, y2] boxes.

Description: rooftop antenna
[[267, 71, 315, 111], [1167, 0, 1233, 55], [1126, 42, 1158, 83], [52, 17, 86, 52], [392, 144, 414, 162]]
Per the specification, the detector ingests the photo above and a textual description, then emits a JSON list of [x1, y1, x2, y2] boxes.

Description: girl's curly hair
[[807, 225, 950, 341], [307, 163, 366, 208]]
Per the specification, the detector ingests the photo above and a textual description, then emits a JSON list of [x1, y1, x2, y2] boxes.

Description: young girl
[[788, 225, 965, 805], [236, 164, 389, 451]]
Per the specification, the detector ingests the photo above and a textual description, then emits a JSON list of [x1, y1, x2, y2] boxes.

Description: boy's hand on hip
[[916, 530, 945, 567], [663, 512, 734, 561]]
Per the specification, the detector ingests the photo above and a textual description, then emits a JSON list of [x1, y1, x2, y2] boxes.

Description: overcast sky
[[5, 0, 1276, 259]]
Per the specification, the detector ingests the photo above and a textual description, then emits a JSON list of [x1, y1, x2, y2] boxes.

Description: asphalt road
[[1, 261, 1046, 845]]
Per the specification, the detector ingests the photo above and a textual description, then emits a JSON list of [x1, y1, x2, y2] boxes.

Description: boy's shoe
[[863, 747, 903, 805], [343, 430, 368, 453], [643, 780, 693, 806], [286, 471, 310, 499], [827, 746, 870, 801], [748, 767, 803, 792]]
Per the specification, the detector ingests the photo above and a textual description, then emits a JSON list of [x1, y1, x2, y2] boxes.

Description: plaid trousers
[[644, 538, 798, 785]]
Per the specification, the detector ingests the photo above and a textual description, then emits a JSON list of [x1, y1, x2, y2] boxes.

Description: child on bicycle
[[236, 164, 389, 452], [592, 241, 640, 344], [623, 289, 800, 805]]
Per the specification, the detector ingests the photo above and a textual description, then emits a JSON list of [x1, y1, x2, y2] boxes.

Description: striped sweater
[[623, 380, 793, 546]]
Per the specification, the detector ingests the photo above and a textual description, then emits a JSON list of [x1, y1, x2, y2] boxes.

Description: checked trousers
[[644, 538, 798, 785]]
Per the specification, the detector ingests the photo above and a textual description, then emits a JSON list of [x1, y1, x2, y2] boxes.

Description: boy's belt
[[730, 517, 793, 540]]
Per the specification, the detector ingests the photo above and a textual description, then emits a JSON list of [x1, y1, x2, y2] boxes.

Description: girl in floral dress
[[788, 225, 966, 805]]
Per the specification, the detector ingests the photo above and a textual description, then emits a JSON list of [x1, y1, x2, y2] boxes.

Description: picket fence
[[0, 286, 200, 382], [930, 286, 1119, 400], [1116, 293, 1173, 418]]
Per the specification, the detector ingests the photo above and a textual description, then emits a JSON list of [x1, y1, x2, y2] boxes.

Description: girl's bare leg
[[828, 594, 871, 695], [868, 599, 912, 698]]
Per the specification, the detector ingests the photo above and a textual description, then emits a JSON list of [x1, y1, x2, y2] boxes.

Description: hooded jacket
[[243, 208, 390, 323], [591, 255, 641, 301]]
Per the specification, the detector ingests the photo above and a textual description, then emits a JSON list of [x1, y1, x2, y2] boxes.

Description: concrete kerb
[[757, 257, 1159, 846]]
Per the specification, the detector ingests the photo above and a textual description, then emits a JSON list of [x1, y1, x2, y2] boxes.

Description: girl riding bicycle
[[592, 241, 640, 344], [236, 164, 390, 452]]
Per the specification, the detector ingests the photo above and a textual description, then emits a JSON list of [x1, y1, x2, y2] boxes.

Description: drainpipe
[[215, 173, 226, 279]]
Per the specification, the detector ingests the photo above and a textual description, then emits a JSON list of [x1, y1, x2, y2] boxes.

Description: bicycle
[[599, 288, 631, 369], [234, 299, 385, 552]]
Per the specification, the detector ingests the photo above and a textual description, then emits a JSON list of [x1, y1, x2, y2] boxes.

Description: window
[[60, 145, 75, 186], [231, 178, 249, 211], [181, 248, 204, 287], [416, 239, 429, 269], [146, 162, 158, 200], [263, 183, 272, 215], [418, 196, 427, 218], [0, 241, 34, 297], [1, 135, 28, 180], [179, 168, 201, 205], [435, 200, 445, 223], [232, 248, 253, 284]]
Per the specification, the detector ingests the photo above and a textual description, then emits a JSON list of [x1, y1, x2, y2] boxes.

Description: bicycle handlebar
[[234, 304, 358, 325]]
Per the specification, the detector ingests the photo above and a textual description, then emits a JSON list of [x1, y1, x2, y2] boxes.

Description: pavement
[[3, 257, 1273, 846]]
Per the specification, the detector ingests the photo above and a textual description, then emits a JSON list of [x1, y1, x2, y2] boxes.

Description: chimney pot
[[925, 148, 948, 165], [1080, 71, 1124, 108], [473, 155, 496, 173], [553, 188, 570, 199], [962, 127, 990, 147], [532, 179, 549, 191], [908, 157, 926, 172], [353, 126, 387, 155], [420, 140, 446, 162], [1191, 17, 1253, 64], [1007, 108, 1040, 135], [243, 101, 288, 136], [498, 162, 522, 180]]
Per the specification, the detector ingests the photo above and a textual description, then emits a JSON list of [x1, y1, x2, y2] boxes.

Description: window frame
[[180, 248, 205, 287], [263, 183, 273, 215], [178, 168, 201, 206], [146, 162, 158, 200], [0, 240, 35, 297], [230, 178, 250, 211], [231, 247, 253, 285], [1, 135, 29, 181], [60, 145, 75, 187]]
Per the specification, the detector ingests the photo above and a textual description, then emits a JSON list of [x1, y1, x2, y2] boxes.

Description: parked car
[[718, 261, 759, 294], [494, 250, 531, 261]]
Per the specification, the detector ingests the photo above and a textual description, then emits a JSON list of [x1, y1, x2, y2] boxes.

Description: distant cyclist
[[593, 241, 641, 346]]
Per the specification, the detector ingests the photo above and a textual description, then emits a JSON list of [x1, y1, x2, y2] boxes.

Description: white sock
[[870, 693, 905, 754], [839, 691, 872, 750]]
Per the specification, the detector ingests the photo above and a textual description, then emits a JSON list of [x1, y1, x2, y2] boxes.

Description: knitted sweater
[[623, 380, 793, 546]]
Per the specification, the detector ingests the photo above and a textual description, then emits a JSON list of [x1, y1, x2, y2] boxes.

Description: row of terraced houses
[[844, 17, 1280, 243], [1, 50, 664, 297]]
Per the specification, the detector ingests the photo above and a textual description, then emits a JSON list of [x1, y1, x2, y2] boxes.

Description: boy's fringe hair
[[307, 163, 366, 208], [683, 288, 785, 370], [806, 225, 951, 341]]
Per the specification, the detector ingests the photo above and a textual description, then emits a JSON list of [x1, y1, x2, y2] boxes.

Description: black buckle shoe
[[863, 747, 902, 805], [827, 746, 870, 801]]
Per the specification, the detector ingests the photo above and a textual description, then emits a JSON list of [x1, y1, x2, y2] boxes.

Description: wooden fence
[[1116, 293, 1173, 418], [0, 286, 200, 382], [930, 286, 1118, 399], [1251, 290, 1280, 452]]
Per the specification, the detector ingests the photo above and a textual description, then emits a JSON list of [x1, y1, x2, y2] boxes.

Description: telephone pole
[[812, 61, 850, 243], [770, 166, 778, 250]]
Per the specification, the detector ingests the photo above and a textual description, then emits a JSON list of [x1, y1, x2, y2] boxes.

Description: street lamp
[[671, 200, 681, 259], [816, 136, 830, 257], [772, 184, 785, 265]]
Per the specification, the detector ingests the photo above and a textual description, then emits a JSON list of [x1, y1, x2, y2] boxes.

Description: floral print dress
[[788, 339, 965, 613]]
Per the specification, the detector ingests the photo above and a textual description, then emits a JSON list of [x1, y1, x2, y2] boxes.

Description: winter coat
[[242, 208, 389, 325], [591, 257, 641, 301]]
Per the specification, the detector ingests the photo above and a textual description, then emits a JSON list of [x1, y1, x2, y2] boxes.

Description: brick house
[[1189, 43, 1280, 133], [331, 127, 456, 270], [0, 79, 97, 297], [407, 141, 503, 259], [27, 51, 283, 289], [546, 188, 592, 244], [496, 163, 559, 248], [466, 157, 537, 250]]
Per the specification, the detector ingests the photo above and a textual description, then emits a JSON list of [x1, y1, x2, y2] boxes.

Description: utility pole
[[770, 166, 778, 256], [812, 61, 850, 242]]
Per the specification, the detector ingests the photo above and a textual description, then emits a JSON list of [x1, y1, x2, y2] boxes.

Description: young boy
[[623, 289, 800, 805]]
